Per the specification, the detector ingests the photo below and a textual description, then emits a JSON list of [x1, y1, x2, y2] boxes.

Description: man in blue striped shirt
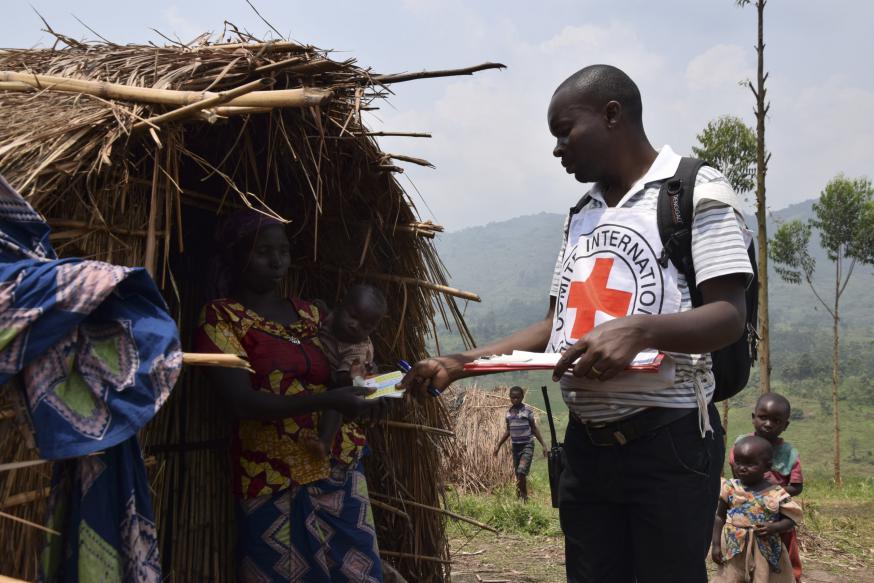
[[405, 65, 751, 582]]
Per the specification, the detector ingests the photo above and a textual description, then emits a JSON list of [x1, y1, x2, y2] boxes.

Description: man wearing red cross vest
[[404, 65, 752, 582]]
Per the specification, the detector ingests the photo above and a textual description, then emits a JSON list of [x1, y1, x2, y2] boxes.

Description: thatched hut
[[0, 30, 500, 582]]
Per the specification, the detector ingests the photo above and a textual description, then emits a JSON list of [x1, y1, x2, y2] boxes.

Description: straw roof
[[0, 27, 502, 582]]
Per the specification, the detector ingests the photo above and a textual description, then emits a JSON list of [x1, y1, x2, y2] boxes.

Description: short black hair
[[735, 435, 774, 463], [344, 283, 388, 315], [756, 392, 791, 417], [508, 386, 525, 397], [556, 64, 643, 127]]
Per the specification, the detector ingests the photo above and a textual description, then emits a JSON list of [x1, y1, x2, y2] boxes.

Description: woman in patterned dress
[[194, 210, 385, 582]]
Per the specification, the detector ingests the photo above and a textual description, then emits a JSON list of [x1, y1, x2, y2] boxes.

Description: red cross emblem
[[566, 257, 633, 340]]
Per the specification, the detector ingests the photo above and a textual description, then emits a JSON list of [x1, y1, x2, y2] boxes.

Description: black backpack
[[656, 157, 759, 402], [563, 157, 759, 401]]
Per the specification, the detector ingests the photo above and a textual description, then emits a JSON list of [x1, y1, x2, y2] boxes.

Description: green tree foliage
[[693, 114, 757, 439], [692, 116, 756, 197], [813, 176, 874, 263], [770, 220, 814, 285], [769, 174, 874, 485]]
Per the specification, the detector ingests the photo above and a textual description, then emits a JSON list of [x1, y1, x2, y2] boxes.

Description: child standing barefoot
[[730, 393, 804, 581], [712, 436, 802, 583]]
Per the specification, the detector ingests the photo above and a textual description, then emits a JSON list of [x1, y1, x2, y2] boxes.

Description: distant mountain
[[435, 212, 565, 351], [434, 200, 874, 353]]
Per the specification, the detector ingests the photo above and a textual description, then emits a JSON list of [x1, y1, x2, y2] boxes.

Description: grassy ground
[[516, 388, 874, 482], [445, 438, 874, 581]]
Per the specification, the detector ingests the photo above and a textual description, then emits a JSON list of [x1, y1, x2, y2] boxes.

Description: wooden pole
[[370, 492, 498, 533], [181, 353, 252, 371], [45, 218, 162, 238], [0, 487, 51, 510], [317, 265, 481, 302], [132, 78, 273, 130], [0, 71, 331, 109], [0, 510, 59, 536], [369, 499, 410, 521], [208, 106, 272, 117], [191, 40, 306, 52], [379, 550, 451, 565], [751, 0, 772, 394], [144, 155, 160, 277], [382, 420, 455, 438], [253, 56, 305, 74]]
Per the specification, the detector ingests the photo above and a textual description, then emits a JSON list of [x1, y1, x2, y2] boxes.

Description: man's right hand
[[401, 356, 462, 398]]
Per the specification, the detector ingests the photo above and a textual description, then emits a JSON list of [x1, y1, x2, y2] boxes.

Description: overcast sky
[[3, 1, 873, 230]]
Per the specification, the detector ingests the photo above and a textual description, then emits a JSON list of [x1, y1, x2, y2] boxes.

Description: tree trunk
[[754, 0, 771, 394], [832, 257, 842, 486]]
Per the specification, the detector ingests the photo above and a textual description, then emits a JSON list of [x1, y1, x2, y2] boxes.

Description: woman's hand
[[325, 386, 385, 421]]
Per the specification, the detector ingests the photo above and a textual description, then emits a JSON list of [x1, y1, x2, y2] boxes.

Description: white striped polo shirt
[[548, 145, 753, 424]]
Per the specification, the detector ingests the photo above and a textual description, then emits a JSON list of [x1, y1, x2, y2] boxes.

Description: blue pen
[[398, 359, 441, 397]]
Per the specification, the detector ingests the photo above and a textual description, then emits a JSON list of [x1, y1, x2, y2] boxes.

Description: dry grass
[[442, 385, 544, 494], [0, 25, 494, 582]]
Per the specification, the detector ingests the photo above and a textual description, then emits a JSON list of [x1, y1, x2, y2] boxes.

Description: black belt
[[570, 407, 694, 447]]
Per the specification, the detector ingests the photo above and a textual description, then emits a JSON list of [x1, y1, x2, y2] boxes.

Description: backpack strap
[[563, 194, 593, 239], [656, 157, 706, 306]]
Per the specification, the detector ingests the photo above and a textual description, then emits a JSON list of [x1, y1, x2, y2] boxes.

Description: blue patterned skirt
[[235, 461, 383, 583], [41, 437, 161, 582]]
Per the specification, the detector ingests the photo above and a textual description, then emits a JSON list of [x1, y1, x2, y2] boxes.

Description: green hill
[[431, 200, 874, 448]]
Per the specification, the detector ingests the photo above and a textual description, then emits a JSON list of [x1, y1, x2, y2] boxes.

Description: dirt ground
[[448, 533, 874, 583]]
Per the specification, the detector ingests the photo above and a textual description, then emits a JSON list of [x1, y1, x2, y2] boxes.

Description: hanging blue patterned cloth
[[0, 174, 182, 582]]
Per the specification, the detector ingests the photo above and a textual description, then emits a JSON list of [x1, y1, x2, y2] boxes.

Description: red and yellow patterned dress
[[193, 298, 367, 499]]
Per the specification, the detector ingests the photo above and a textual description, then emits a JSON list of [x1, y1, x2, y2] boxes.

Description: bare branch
[[244, 0, 285, 40], [382, 153, 434, 168], [71, 14, 118, 46], [839, 257, 857, 298], [374, 63, 506, 85], [363, 131, 432, 138], [32, 7, 86, 49], [804, 274, 836, 318], [747, 80, 759, 100]]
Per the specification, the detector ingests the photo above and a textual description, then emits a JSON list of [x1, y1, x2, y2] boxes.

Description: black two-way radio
[[541, 385, 564, 509]]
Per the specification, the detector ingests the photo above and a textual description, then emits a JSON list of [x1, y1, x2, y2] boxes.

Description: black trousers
[[559, 405, 724, 583]]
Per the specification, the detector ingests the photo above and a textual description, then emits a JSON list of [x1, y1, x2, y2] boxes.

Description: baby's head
[[752, 392, 791, 443], [331, 284, 387, 343], [509, 386, 525, 407], [732, 435, 773, 486]]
